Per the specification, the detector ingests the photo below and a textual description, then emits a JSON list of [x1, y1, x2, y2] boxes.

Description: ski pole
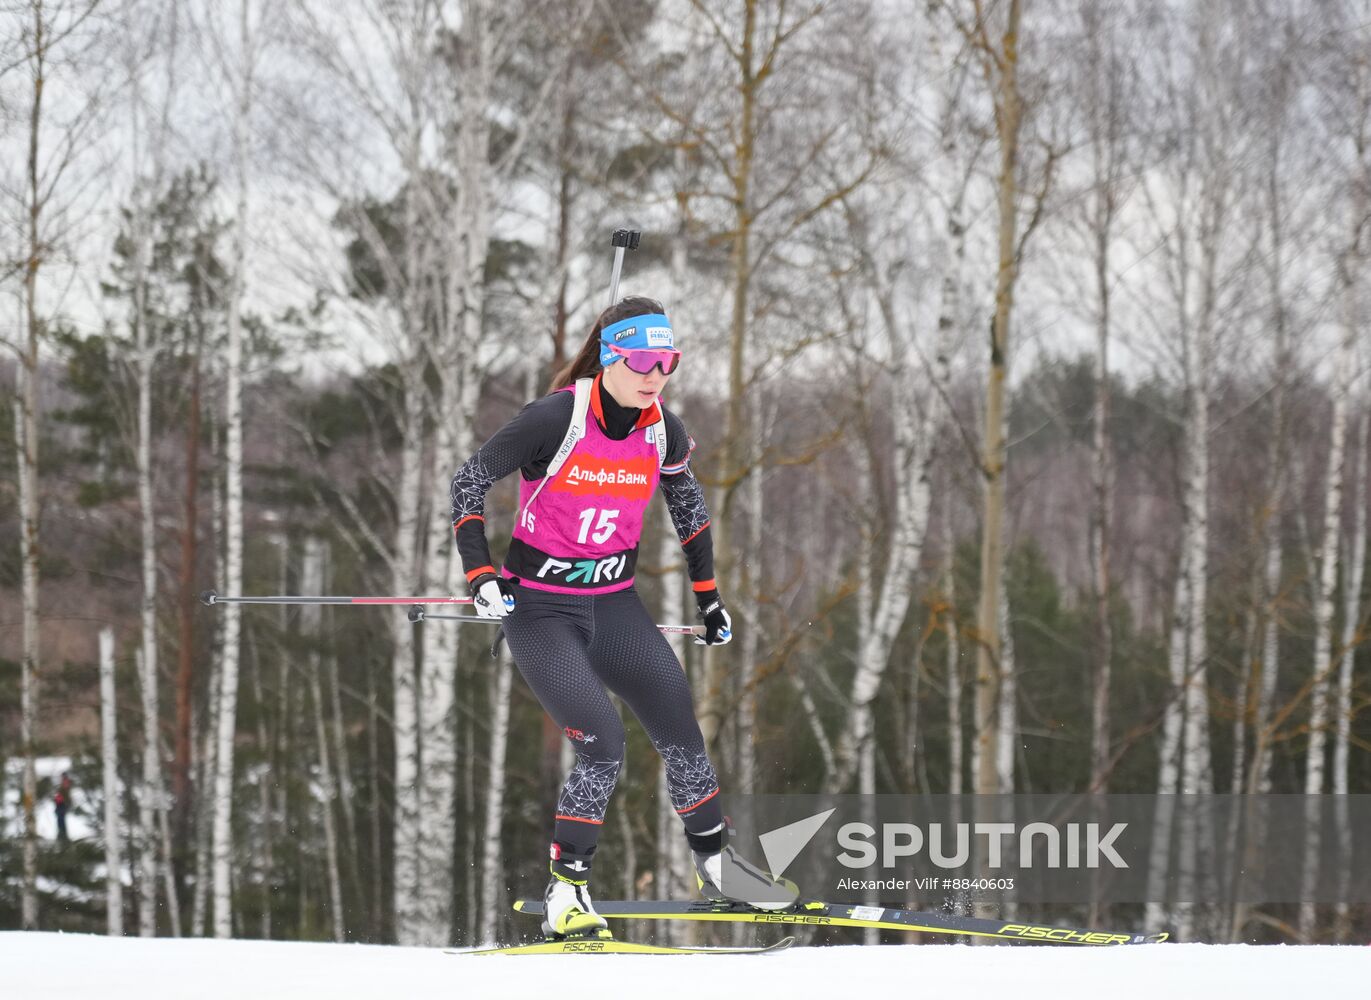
[[408, 606, 703, 637], [606, 228, 641, 308], [200, 590, 475, 608]]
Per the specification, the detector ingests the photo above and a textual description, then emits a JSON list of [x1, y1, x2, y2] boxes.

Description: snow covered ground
[[3, 931, 1368, 1000]]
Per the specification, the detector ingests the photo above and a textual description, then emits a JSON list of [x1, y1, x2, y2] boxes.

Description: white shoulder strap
[[522, 378, 592, 518], [552, 378, 594, 478], [649, 412, 668, 469]]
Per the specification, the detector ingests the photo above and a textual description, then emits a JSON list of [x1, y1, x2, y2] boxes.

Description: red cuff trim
[[675, 787, 720, 815], [692, 579, 717, 593], [682, 521, 711, 546], [454, 514, 485, 532], [554, 814, 604, 826], [465, 565, 496, 582]]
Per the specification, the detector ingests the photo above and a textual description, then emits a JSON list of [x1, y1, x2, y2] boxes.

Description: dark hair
[[548, 295, 665, 392]]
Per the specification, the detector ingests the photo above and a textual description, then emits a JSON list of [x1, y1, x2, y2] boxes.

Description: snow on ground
[[3, 932, 1368, 1000]]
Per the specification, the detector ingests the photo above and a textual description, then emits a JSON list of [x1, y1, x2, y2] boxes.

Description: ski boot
[[542, 872, 611, 940], [542, 844, 611, 941], [691, 824, 800, 911]]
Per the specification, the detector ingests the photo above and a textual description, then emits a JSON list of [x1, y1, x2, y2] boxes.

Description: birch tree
[[100, 626, 125, 935], [1241, 8, 1308, 806], [201, 0, 272, 939], [2, 0, 108, 931], [1325, 2, 1371, 940], [290, 0, 444, 945], [411, 2, 499, 942], [191, 431, 222, 936], [122, 12, 179, 930], [925, 1, 980, 802], [1055, 0, 1145, 897], [944, 0, 1057, 798], [821, 0, 984, 798], [734, 420, 770, 795], [1299, 34, 1370, 923], [941, 500, 964, 796], [1333, 411, 1367, 939], [1136, 4, 1255, 939], [1073, 0, 1138, 795], [994, 511, 1016, 793], [101, 166, 225, 937], [283, 0, 457, 943], [1297, 266, 1359, 939], [102, 162, 231, 923], [11, 359, 39, 933], [301, 536, 346, 941], [824, 187, 961, 791], [1226, 19, 1321, 942]]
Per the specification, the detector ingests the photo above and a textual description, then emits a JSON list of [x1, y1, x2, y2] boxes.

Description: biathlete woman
[[449, 296, 794, 940]]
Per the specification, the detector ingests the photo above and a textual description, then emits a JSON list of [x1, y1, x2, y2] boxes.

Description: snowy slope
[[3, 932, 1367, 1000]]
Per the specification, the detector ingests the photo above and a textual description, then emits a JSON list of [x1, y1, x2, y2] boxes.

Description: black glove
[[694, 589, 733, 646], [470, 572, 517, 619]]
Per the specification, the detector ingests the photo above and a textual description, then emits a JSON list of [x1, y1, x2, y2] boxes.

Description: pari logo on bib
[[600, 313, 682, 376]]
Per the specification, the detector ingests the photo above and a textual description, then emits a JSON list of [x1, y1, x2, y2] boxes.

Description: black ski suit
[[450, 379, 724, 863]]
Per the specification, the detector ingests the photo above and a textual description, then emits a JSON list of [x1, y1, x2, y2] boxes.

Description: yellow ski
[[455, 935, 794, 956], [513, 898, 1168, 945]]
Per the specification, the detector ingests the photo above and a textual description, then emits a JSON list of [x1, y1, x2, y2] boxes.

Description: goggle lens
[[613, 346, 681, 376]]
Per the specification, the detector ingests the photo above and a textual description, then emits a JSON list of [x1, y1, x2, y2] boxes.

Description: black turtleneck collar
[[596, 374, 641, 440]]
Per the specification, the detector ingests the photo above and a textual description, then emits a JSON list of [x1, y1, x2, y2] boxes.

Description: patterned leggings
[[499, 583, 723, 857]]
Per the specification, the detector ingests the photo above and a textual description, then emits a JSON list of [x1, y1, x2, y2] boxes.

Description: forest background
[[2, 0, 1370, 948]]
